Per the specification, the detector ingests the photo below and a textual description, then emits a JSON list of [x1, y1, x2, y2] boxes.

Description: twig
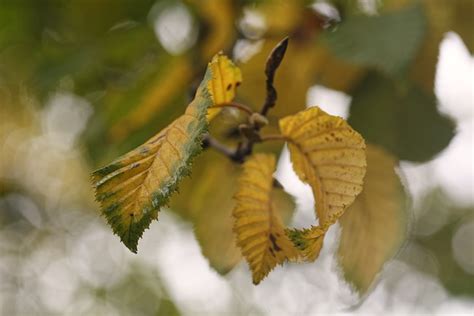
[[202, 134, 234, 157], [204, 38, 290, 165], [260, 37, 289, 116], [260, 134, 287, 142], [202, 134, 245, 163], [209, 102, 253, 115]]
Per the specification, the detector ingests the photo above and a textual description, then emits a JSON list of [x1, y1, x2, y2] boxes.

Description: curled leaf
[[338, 144, 408, 294], [92, 54, 241, 252], [280, 106, 367, 226], [233, 153, 299, 284], [280, 107, 367, 259]]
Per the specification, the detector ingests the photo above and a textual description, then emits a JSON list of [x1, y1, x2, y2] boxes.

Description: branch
[[202, 134, 234, 156], [260, 134, 287, 142], [202, 134, 245, 163], [209, 102, 253, 115], [204, 38, 290, 165], [260, 37, 289, 116]]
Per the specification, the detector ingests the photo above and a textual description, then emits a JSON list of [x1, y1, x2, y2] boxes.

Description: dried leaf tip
[[265, 37, 289, 78], [261, 37, 289, 116]]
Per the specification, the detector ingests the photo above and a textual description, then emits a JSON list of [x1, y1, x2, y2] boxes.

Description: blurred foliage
[[338, 144, 407, 294], [324, 4, 426, 76], [1, 0, 473, 313], [348, 72, 454, 162], [81, 263, 181, 316], [406, 189, 474, 297], [417, 214, 474, 297], [2, 0, 464, 164]]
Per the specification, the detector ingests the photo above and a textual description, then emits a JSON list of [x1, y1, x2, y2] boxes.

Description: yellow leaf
[[338, 144, 408, 294], [279, 107, 367, 259], [286, 226, 326, 262], [92, 53, 240, 253], [233, 153, 299, 284], [170, 133, 295, 275], [206, 53, 242, 120]]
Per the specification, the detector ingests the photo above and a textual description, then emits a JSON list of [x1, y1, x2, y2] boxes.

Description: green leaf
[[324, 4, 426, 76], [348, 72, 455, 162], [88, 262, 181, 316], [416, 215, 474, 297], [408, 189, 474, 297]]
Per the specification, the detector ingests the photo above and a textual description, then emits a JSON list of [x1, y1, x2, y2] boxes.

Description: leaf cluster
[[92, 45, 368, 285]]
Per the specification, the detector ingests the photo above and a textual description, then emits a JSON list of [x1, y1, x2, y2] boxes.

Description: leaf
[[338, 144, 408, 294], [170, 130, 295, 275], [348, 71, 455, 162], [236, 37, 364, 162], [324, 4, 426, 76], [233, 153, 299, 284], [91, 53, 241, 252], [85, 0, 237, 161], [91, 89, 208, 253], [286, 226, 326, 262], [280, 107, 367, 227], [205, 53, 242, 120]]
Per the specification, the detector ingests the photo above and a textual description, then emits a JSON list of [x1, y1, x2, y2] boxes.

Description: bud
[[249, 113, 269, 128]]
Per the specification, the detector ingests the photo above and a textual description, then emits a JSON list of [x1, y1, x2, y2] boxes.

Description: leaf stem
[[202, 134, 245, 163], [260, 134, 287, 142], [205, 38, 290, 164], [210, 102, 254, 115], [202, 134, 234, 157]]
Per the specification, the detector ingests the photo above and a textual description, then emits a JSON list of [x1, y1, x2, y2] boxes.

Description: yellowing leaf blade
[[338, 144, 408, 294], [92, 54, 241, 253], [280, 107, 367, 260], [206, 53, 242, 120], [233, 153, 298, 284], [280, 107, 367, 227], [169, 150, 296, 275], [287, 226, 326, 262]]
